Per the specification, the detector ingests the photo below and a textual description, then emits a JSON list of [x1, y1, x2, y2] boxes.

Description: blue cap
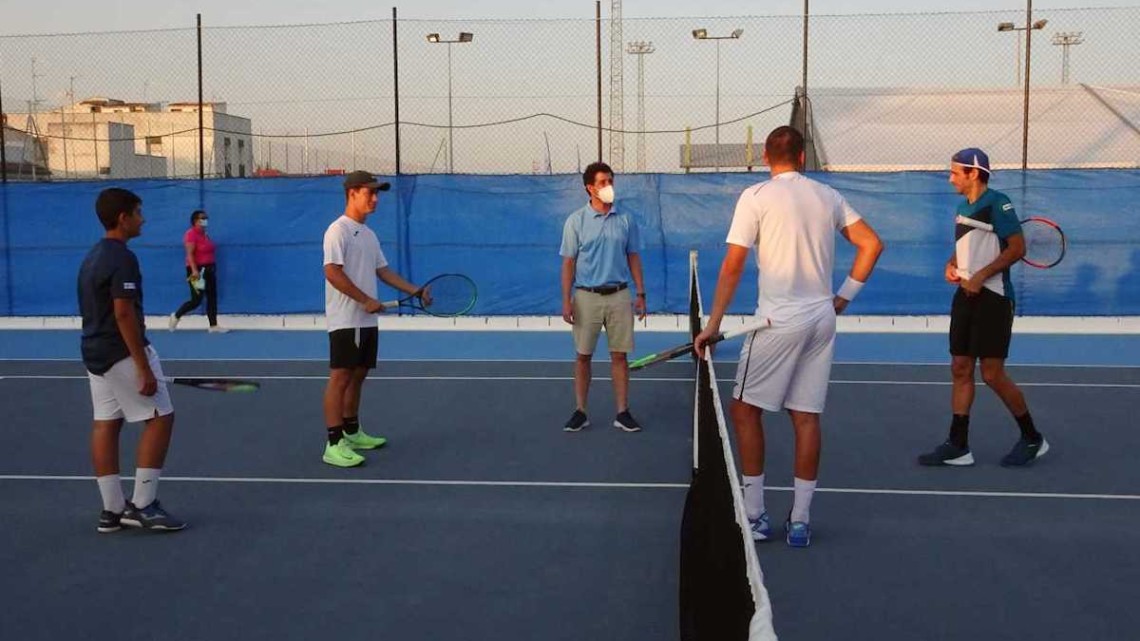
[[951, 148, 991, 174]]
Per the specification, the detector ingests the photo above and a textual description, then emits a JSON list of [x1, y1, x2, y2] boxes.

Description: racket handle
[[380, 300, 399, 308], [956, 215, 994, 232], [713, 318, 772, 343]]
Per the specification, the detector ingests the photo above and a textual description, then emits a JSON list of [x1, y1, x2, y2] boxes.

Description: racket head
[[409, 273, 477, 317], [1020, 217, 1066, 269], [172, 378, 260, 393]]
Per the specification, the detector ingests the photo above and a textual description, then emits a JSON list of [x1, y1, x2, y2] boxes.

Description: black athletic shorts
[[329, 327, 379, 369], [949, 287, 1015, 358]]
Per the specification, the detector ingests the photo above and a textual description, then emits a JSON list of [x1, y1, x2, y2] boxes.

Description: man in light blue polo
[[560, 162, 647, 433]]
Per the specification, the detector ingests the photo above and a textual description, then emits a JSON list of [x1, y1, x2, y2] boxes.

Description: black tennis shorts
[[329, 327, 379, 369], [949, 287, 1015, 359]]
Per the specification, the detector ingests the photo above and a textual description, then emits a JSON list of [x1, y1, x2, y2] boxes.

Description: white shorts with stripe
[[88, 345, 174, 423], [732, 309, 836, 414]]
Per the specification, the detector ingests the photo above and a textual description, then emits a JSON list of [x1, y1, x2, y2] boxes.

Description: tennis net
[[679, 250, 778, 641]]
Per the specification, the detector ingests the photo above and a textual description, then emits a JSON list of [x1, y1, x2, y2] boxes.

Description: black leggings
[[175, 264, 218, 326]]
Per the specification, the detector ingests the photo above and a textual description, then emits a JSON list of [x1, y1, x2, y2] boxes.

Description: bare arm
[[561, 257, 576, 324], [627, 252, 646, 320], [835, 220, 884, 313], [324, 264, 379, 309], [839, 220, 884, 283], [376, 266, 420, 297], [627, 253, 645, 296], [113, 298, 156, 396], [184, 241, 198, 274]]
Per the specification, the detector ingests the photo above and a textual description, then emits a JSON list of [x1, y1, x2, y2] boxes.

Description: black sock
[[327, 426, 343, 445], [949, 414, 970, 449], [343, 416, 360, 435], [1015, 412, 1041, 442]]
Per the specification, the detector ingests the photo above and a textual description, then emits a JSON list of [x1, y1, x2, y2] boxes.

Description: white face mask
[[198, 219, 209, 228], [596, 185, 615, 204]]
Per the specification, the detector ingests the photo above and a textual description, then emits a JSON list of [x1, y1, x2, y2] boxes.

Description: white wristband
[[837, 276, 865, 302]]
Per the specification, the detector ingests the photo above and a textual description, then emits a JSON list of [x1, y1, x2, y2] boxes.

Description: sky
[[2, 1, 1135, 174], [1, 0, 1138, 34]]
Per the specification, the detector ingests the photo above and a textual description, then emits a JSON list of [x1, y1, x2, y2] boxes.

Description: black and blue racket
[[381, 273, 477, 317]]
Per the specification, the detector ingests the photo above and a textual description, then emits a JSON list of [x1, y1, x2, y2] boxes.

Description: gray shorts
[[572, 288, 634, 355]]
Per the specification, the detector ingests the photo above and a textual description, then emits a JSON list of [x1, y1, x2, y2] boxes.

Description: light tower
[[1051, 32, 1084, 84], [626, 41, 654, 172]]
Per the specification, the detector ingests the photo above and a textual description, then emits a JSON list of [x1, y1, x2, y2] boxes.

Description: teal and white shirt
[[954, 189, 1022, 301]]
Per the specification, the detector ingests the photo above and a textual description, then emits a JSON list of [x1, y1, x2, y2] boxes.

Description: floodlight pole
[[427, 32, 473, 173], [692, 28, 742, 172]]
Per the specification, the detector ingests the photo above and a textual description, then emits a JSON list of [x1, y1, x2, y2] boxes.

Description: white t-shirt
[[726, 172, 863, 326], [323, 215, 388, 332]]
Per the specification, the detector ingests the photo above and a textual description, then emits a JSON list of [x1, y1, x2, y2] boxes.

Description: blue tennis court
[[1, 327, 1138, 641]]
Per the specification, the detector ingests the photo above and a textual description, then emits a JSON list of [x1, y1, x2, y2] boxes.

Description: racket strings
[[1021, 220, 1065, 268], [420, 275, 476, 315]]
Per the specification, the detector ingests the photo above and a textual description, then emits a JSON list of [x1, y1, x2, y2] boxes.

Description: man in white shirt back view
[[321, 171, 423, 468], [694, 127, 884, 548]]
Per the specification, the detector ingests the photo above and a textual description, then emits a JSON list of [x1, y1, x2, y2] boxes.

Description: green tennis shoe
[[343, 428, 387, 451], [323, 440, 365, 467]]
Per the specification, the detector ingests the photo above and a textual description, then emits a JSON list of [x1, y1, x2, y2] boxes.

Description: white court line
[[2, 357, 1140, 369], [1, 474, 1138, 501], [1, 374, 1138, 388]]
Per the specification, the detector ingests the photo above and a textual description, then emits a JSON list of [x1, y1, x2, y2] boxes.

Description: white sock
[[742, 474, 765, 520], [96, 475, 126, 513], [791, 477, 817, 524], [132, 468, 162, 509]]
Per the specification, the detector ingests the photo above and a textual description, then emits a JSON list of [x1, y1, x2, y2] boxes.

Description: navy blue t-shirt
[[77, 238, 149, 375]]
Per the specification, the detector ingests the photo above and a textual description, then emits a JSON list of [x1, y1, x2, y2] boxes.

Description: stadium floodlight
[[997, 18, 1048, 86], [426, 33, 475, 173]]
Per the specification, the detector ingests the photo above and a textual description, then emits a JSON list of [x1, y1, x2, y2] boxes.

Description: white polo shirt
[[726, 172, 863, 326], [323, 215, 388, 332]]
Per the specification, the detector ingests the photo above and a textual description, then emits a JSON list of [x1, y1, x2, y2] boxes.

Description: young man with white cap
[[918, 148, 1048, 468]]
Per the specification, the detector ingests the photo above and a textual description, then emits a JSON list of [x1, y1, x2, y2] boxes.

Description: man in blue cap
[[918, 148, 1048, 467]]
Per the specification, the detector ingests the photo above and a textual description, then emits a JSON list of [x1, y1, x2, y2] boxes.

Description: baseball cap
[[343, 170, 391, 191], [951, 148, 991, 175]]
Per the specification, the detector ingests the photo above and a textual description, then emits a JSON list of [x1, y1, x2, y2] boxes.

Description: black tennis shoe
[[614, 410, 642, 433], [917, 440, 975, 466], [1001, 436, 1049, 467], [97, 509, 123, 534], [563, 410, 590, 432]]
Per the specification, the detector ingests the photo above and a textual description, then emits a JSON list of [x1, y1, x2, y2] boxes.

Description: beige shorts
[[732, 310, 836, 414], [572, 288, 634, 355], [88, 345, 174, 423]]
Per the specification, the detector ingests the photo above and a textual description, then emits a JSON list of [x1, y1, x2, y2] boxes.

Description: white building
[[3, 97, 253, 180]]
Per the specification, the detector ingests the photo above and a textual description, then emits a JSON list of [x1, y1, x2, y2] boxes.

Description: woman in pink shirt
[[169, 210, 227, 332]]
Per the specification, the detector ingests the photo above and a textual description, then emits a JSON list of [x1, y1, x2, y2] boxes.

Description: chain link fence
[[2, 7, 1137, 180]]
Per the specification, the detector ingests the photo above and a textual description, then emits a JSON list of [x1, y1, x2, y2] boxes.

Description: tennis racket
[[630, 318, 772, 371], [956, 215, 1066, 269], [381, 273, 477, 317], [165, 377, 260, 393]]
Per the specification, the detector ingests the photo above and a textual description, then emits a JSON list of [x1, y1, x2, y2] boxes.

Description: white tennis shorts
[[88, 345, 174, 423], [732, 310, 836, 414]]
